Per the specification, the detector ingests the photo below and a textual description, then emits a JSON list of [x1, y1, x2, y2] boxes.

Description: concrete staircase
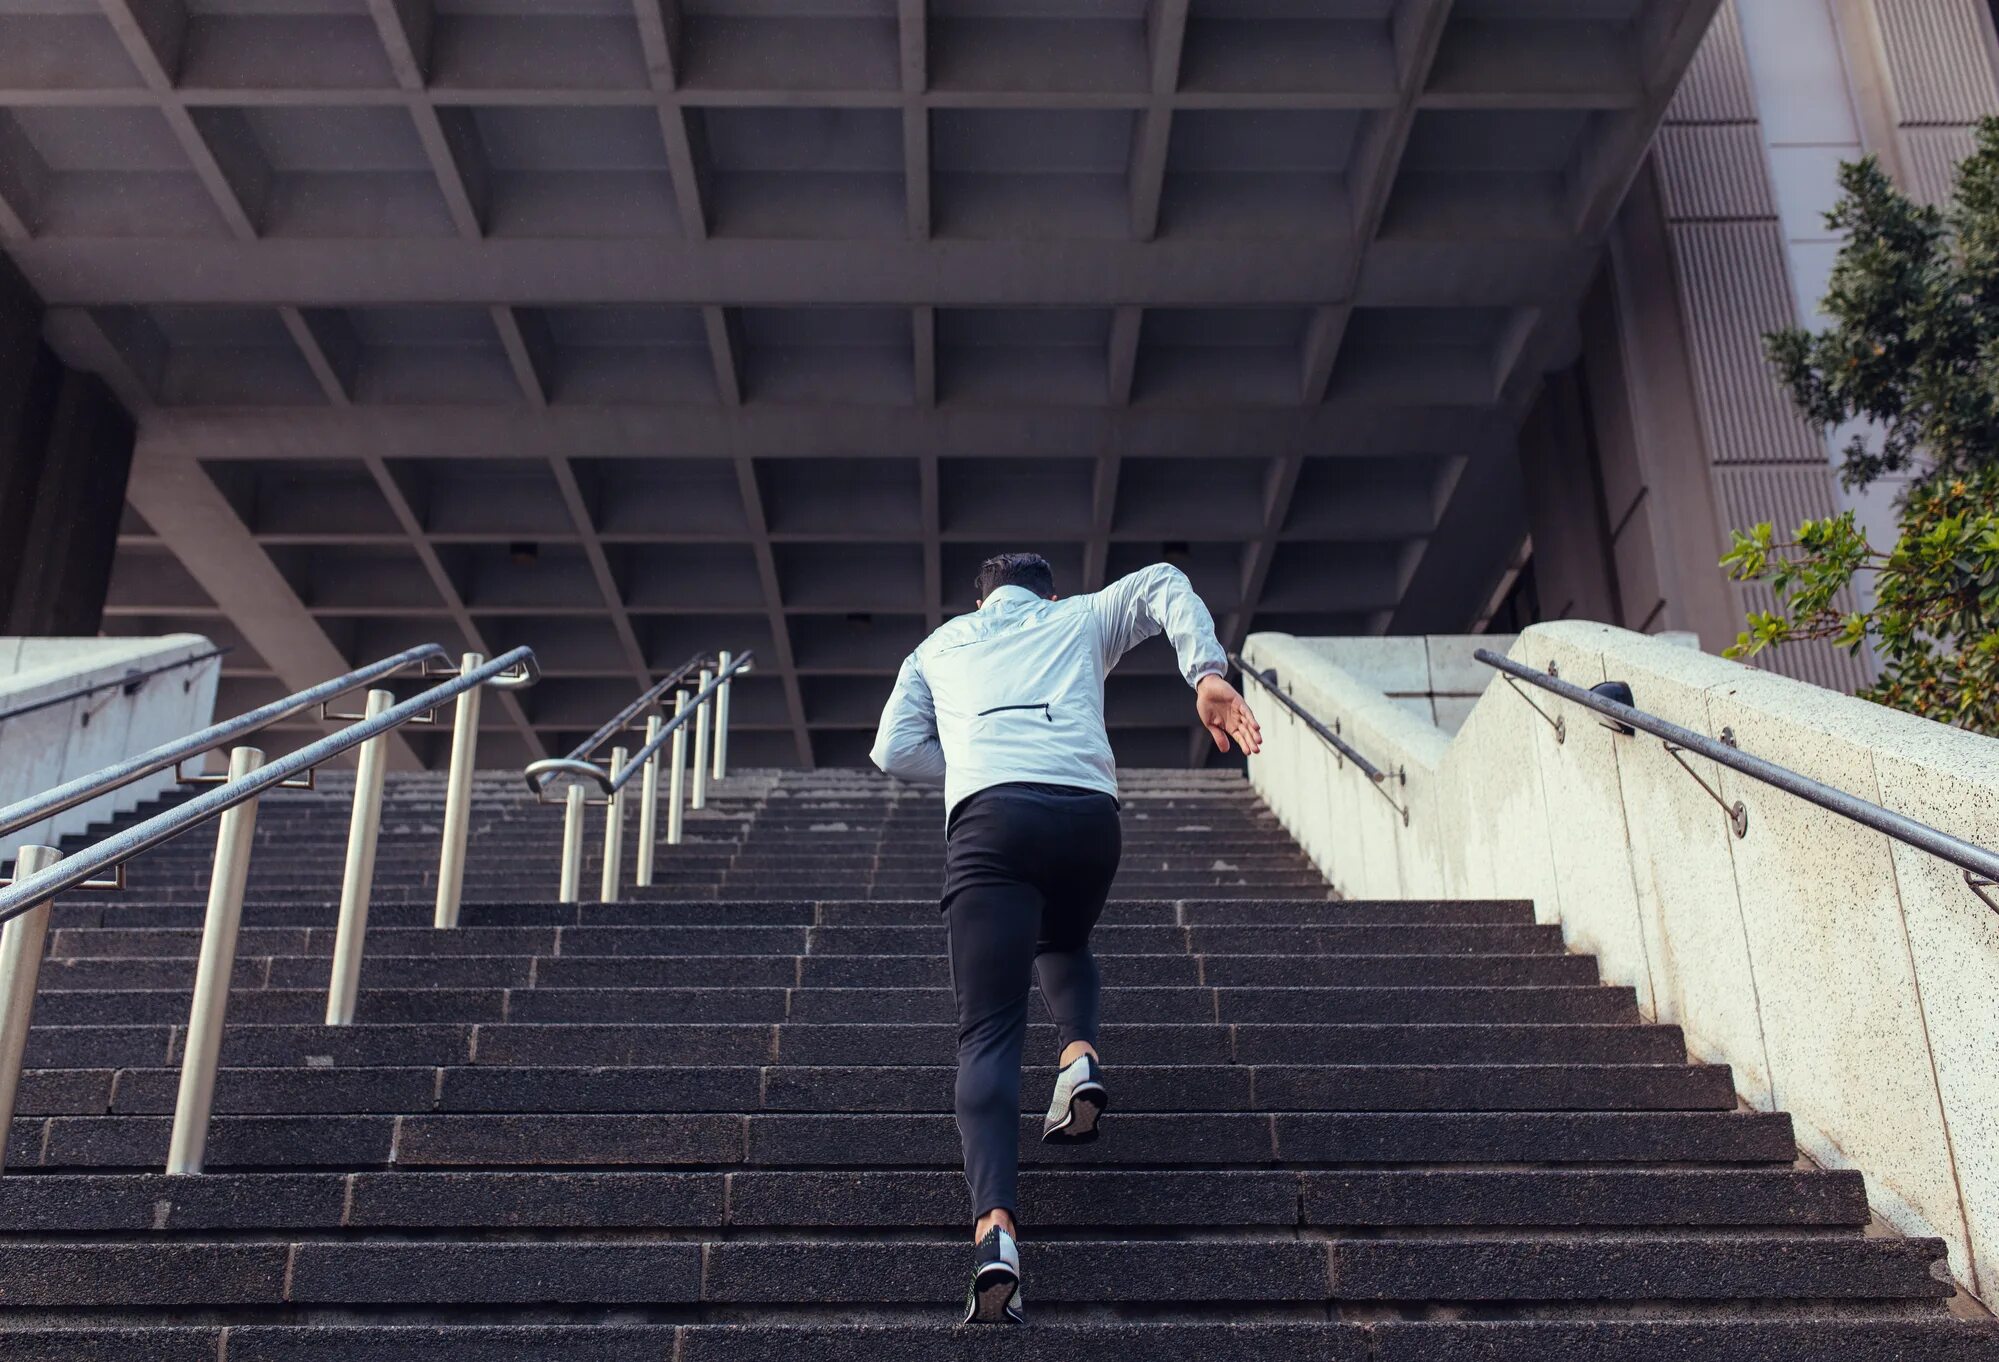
[[1, 768, 1991, 1359]]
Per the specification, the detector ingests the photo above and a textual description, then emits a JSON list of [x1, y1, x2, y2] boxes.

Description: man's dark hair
[[975, 552, 1056, 602]]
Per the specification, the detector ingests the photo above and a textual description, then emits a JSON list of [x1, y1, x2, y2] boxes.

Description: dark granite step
[[4, 1109, 1797, 1170], [3, 1321, 1993, 1362], [0, 1167, 1870, 1234], [3, 1059, 1734, 1117]]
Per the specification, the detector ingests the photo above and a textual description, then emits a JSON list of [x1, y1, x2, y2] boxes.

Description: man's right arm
[[869, 652, 947, 785]]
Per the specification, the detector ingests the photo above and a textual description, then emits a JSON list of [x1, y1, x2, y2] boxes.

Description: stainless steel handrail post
[[636, 714, 662, 888], [0, 845, 58, 1173], [559, 784, 586, 904], [326, 689, 392, 1026], [168, 745, 264, 1176], [712, 650, 733, 781], [434, 652, 484, 929], [600, 746, 629, 903], [691, 669, 712, 811], [667, 691, 688, 845]]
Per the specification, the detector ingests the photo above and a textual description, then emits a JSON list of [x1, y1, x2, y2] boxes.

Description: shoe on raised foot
[[1041, 1053, 1109, 1144], [963, 1225, 1025, 1325]]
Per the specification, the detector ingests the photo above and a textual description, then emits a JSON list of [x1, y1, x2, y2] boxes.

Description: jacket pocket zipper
[[977, 703, 1054, 723]]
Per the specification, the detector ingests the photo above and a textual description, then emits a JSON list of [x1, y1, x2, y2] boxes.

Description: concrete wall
[[1282, 636, 1517, 737], [0, 635, 221, 851], [1244, 622, 1999, 1303]]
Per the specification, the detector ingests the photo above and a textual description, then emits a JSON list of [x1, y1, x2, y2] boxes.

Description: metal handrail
[[523, 648, 754, 904], [0, 646, 538, 922], [1475, 648, 1999, 913], [606, 652, 754, 795], [1233, 654, 1408, 825], [0, 644, 230, 724], [0, 642, 534, 844], [523, 650, 756, 798], [556, 653, 709, 775], [0, 643, 540, 1176]]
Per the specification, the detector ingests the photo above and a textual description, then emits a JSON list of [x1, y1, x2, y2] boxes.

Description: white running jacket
[[869, 564, 1228, 817]]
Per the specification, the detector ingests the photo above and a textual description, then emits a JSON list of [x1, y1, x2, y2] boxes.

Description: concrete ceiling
[[0, 0, 1718, 768]]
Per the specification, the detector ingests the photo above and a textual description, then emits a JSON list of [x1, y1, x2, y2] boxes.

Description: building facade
[[1519, 0, 1999, 695]]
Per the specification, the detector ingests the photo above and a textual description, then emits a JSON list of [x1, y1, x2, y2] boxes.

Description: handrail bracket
[[0, 861, 124, 892], [1501, 670, 1566, 745], [1231, 655, 1408, 827], [177, 759, 315, 792], [1968, 872, 1998, 916], [1662, 741, 1749, 839]]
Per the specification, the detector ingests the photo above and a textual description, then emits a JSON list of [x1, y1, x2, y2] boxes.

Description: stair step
[[22, 983, 1641, 1028], [0, 1235, 1950, 1308], [35, 951, 1601, 991], [44, 899, 1541, 932], [11, 1061, 1734, 1116], [0, 1167, 1869, 1232], [4, 1322, 1995, 1362], [42, 922, 1570, 958], [19, 1021, 1694, 1071], [746, 1111, 1797, 1168], [4, 1110, 1796, 1169]]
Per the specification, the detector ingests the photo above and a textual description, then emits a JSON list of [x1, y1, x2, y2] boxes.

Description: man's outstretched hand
[[1195, 674, 1263, 755]]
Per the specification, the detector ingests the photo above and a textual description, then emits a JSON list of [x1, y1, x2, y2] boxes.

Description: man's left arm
[[1090, 563, 1261, 755], [1089, 561, 1228, 684], [870, 652, 947, 784]]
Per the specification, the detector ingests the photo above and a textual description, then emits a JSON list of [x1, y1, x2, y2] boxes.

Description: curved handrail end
[[524, 757, 613, 800]]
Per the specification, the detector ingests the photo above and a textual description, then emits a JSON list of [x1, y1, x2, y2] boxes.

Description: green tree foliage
[[1724, 117, 1999, 732], [1723, 468, 1999, 729]]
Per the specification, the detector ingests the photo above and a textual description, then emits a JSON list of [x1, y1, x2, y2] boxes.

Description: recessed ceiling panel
[[40, 0, 1718, 767]]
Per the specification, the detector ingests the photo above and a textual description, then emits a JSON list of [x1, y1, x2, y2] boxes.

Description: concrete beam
[[129, 401, 1519, 465], [549, 456, 653, 696], [94, 0, 186, 88], [490, 304, 552, 407], [1193, 451, 1304, 765], [731, 455, 814, 767], [633, 0, 683, 87], [278, 306, 357, 406], [7, 238, 1362, 308], [368, 0, 433, 87], [913, 305, 941, 629], [125, 451, 427, 769], [361, 453, 548, 760], [0, 116, 44, 241]]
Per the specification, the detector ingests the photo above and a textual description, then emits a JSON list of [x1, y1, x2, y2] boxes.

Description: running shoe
[[963, 1224, 1024, 1324], [1041, 1052, 1109, 1144]]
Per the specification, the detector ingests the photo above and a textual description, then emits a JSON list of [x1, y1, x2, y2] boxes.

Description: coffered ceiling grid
[[3, 0, 1723, 769]]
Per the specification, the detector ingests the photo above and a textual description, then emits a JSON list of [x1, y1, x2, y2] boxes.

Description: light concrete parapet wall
[[1278, 636, 1517, 736], [1242, 621, 1999, 1303], [0, 636, 221, 851]]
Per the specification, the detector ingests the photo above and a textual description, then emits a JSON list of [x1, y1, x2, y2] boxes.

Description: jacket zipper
[[977, 703, 1054, 722]]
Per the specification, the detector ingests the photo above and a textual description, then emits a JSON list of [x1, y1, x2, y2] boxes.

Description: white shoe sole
[[964, 1263, 1022, 1324], [1042, 1080, 1108, 1144]]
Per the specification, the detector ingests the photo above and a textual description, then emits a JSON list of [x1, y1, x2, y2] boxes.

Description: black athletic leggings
[[943, 781, 1122, 1220]]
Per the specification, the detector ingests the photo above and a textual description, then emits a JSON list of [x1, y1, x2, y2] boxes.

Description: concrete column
[[1515, 368, 1621, 628], [0, 261, 134, 636]]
